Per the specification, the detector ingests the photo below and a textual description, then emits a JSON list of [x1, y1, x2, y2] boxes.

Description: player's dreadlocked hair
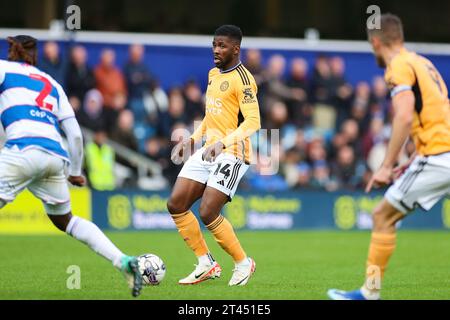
[[214, 25, 243, 44], [7, 35, 38, 66]]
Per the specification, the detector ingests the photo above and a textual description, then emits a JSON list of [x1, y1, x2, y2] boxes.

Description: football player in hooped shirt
[[168, 25, 261, 286], [0, 35, 142, 297]]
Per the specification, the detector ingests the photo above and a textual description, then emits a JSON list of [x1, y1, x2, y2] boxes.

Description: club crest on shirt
[[220, 81, 229, 91], [242, 87, 256, 103]]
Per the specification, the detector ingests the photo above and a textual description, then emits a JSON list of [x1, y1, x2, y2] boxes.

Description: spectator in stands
[[370, 76, 390, 120], [361, 116, 385, 160], [109, 109, 139, 188], [69, 96, 81, 114], [282, 148, 303, 187], [310, 159, 337, 191], [262, 54, 304, 118], [340, 119, 363, 159], [266, 101, 288, 129], [94, 48, 127, 109], [286, 57, 309, 126], [308, 138, 328, 163], [104, 91, 128, 134], [364, 116, 390, 171], [157, 87, 188, 138], [39, 41, 66, 87], [289, 129, 308, 160], [296, 162, 312, 188], [123, 44, 153, 121], [311, 55, 337, 132], [85, 128, 116, 190], [183, 79, 204, 123], [351, 81, 372, 133], [329, 56, 353, 129], [287, 58, 309, 98], [110, 109, 139, 159], [331, 145, 365, 190], [311, 55, 334, 104], [144, 136, 172, 181], [76, 88, 106, 132], [66, 45, 95, 102], [244, 48, 264, 87]]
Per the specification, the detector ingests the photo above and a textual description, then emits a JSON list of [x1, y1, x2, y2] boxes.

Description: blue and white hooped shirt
[[0, 59, 75, 161]]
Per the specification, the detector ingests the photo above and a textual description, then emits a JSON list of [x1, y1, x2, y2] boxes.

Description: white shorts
[[0, 146, 71, 215], [178, 147, 249, 200], [385, 152, 450, 214]]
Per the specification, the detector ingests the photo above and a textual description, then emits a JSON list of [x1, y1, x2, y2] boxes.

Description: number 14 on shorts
[[214, 163, 232, 180]]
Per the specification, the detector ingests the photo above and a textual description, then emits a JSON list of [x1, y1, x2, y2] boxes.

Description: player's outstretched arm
[[60, 117, 85, 186]]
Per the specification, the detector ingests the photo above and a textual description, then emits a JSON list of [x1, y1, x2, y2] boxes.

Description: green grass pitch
[[0, 231, 449, 300]]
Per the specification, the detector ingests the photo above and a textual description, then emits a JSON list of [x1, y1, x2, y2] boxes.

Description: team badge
[[220, 81, 229, 91]]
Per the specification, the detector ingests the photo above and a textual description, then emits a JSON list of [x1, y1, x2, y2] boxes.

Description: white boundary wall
[[0, 28, 450, 55]]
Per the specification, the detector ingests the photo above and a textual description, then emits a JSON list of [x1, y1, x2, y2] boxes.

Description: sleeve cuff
[[69, 167, 82, 177]]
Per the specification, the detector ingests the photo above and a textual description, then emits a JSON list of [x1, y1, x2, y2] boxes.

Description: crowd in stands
[[37, 41, 414, 191]]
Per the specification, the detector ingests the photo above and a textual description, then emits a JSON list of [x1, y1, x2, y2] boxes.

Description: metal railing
[[80, 126, 163, 179]]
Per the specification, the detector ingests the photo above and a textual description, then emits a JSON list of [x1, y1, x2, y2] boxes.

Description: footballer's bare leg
[[167, 177, 206, 215], [48, 211, 142, 297], [167, 178, 221, 284], [200, 187, 256, 286]]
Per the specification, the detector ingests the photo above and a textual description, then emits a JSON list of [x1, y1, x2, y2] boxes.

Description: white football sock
[[360, 285, 381, 300], [198, 253, 215, 265], [66, 216, 125, 269], [235, 257, 250, 268]]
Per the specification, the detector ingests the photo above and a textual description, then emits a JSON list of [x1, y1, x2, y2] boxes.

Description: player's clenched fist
[[171, 138, 194, 164]]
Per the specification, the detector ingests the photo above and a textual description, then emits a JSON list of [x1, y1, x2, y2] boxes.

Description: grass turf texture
[[0, 231, 449, 300]]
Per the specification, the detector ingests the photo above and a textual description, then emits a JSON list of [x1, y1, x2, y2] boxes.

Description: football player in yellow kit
[[328, 13, 450, 300], [167, 25, 261, 286]]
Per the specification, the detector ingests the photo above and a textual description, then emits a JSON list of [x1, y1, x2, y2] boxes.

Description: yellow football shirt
[[191, 62, 261, 163], [385, 48, 450, 156]]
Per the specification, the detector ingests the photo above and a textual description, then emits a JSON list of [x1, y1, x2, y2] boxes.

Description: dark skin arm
[[202, 141, 225, 162], [68, 175, 86, 187]]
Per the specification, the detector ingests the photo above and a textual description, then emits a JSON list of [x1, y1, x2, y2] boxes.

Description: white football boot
[[178, 261, 222, 285], [228, 257, 256, 286]]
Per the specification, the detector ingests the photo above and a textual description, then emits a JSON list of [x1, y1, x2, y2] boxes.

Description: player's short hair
[[214, 25, 243, 44], [7, 35, 38, 66], [367, 13, 404, 45]]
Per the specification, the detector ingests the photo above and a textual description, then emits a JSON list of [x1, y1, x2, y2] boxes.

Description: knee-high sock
[[171, 210, 209, 257], [66, 216, 125, 269], [364, 232, 396, 292], [206, 215, 246, 262]]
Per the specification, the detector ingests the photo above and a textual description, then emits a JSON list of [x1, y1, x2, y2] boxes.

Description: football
[[137, 254, 166, 285]]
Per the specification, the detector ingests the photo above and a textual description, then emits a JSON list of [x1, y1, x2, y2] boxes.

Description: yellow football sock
[[206, 215, 246, 262], [364, 232, 396, 291], [171, 210, 209, 257]]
